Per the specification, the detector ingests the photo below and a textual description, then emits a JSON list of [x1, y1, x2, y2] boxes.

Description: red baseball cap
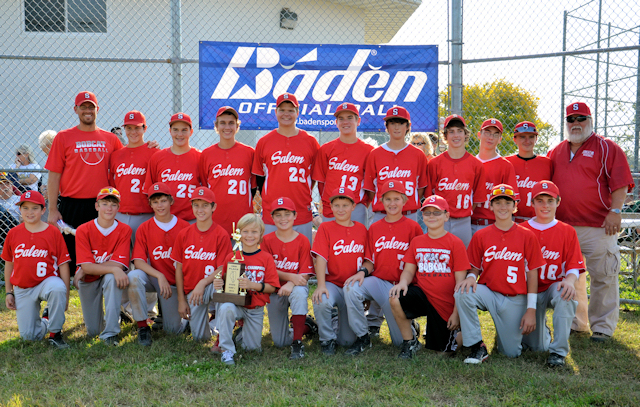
[[17, 190, 46, 207], [216, 106, 239, 119], [531, 180, 560, 199], [443, 114, 466, 128], [384, 106, 411, 123], [421, 195, 449, 212], [566, 102, 591, 117], [329, 187, 356, 203], [97, 186, 121, 202], [147, 182, 172, 198], [490, 184, 518, 202], [514, 121, 538, 135], [480, 118, 503, 133], [191, 187, 216, 204], [276, 93, 299, 108], [123, 110, 146, 127], [75, 91, 98, 107], [270, 197, 296, 214], [379, 179, 406, 197], [169, 112, 192, 127], [334, 103, 359, 117]]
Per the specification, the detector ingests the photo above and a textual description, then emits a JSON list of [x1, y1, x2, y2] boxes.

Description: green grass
[[1, 287, 639, 406]]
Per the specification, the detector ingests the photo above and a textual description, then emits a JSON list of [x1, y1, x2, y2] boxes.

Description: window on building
[[25, 0, 107, 33]]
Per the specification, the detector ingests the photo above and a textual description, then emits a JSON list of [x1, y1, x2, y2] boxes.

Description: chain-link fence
[[1, 0, 640, 295]]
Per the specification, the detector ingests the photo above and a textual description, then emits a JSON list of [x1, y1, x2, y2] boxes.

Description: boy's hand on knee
[[520, 308, 536, 335], [312, 286, 329, 304], [278, 282, 293, 297], [157, 275, 172, 300], [389, 282, 408, 299], [113, 268, 129, 289]]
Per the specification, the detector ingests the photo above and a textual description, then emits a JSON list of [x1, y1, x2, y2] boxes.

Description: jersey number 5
[[506, 266, 518, 284]]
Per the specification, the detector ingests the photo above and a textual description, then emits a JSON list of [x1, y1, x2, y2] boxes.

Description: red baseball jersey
[[365, 216, 423, 283], [520, 219, 586, 292], [76, 220, 133, 283], [252, 130, 320, 225], [404, 232, 470, 321], [200, 142, 256, 235], [505, 155, 553, 219], [109, 143, 158, 214], [170, 222, 231, 294], [145, 147, 202, 221], [311, 221, 367, 287], [132, 216, 191, 286], [220, 250, 280, 309], [472, 156, 519, 221], [2, 224, 70, 288], [45, 126, 124, 199], [467, 224, 545, 296], [363, 145, 428, 213], [312, 138, 373, 217], [261, 232, 314, 285], [548, 134, 634, 227], [427, 152, 488, 218]]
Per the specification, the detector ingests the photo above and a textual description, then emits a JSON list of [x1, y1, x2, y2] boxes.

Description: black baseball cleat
[[102, 336, 119, 346], [41, 307, 49, 320], [48, 332, 70, 350], [320, 339, 337, 356], [138, 326, 152, 346], [290, 340, 305, 360], [345, 333, 371, 356], [398, 337, 420, 359], [590, 332, 611, 343], [464, 342, 489, 364], [368, 326, 380, 337], [304, 316, 319, 338], [546, 353, 565, 367]]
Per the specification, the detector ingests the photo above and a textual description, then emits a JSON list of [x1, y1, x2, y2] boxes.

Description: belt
[[471, 218, 495, 226], [513, 216, 531, 223]]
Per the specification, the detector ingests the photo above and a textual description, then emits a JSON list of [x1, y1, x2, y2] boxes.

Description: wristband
[[358, 266, 369, 277], [259, 282, 265, 292], [465, 273, 476, 280], [6, 291, 14, 297], [527, 293, 537, 309]]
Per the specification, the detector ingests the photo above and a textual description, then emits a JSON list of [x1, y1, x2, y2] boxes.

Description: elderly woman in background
[[38, 130, 57, 156], [410, 132, 435, 233], [11, 144, 42, 192]]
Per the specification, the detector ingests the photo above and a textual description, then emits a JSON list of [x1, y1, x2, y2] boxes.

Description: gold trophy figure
[[211, 222, 250, 306]]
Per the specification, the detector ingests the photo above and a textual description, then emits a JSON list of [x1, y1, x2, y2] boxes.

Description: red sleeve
[[403, 240, 418, 266], [311, 223, 330, 261], [132, 223, 148, 262], [605, 139, 635, 192], [467, 233, 483, 270], [298, 237, 315, 275], [54, 230, 71, 265], [108, 154, 116, 187], [472, 163, 488, 204], [311, 146, 328, 183], [198, 153, 208, 188], [451, 237, 471, 272], [426, 160, 436, 196], [417, 153, 428, 189], [413, 222, 424, 237], [45, 133, 66, 173], [523, 231, 545, 271], [252, 139, 265, 176], [1, 229, 15, 262], [215, 231, 232, 269], [263, 255, 281, 288], [144, 155, 157, 192], [75, 226, 94, 265], [112, 226, 133, 269], [170, 230, 185, 264], [363, 151, 376, 192]]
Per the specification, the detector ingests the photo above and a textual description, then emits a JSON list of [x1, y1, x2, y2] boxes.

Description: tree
[[439, 79, 554, 155]]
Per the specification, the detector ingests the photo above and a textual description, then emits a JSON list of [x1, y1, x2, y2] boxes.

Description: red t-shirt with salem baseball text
[[2, 224, 70, 288], [109, 143, 158, 214], [404, 232, 470, 321], [45, 126, 124, 199], [252, 130, 320, 225], [311, 221, 367, 287], [200, 142, 255, 235], [76, 219, 132, 284], [471, 156, 519, 221], [220, 250, 280, 309], [365, 216, 423, 283], [364, 144, 428, 213], [427, 151, 488, 218], [548, 133, 635, 227], [170, 222, 231, 294], [467, 224, 545, 296], [132, 216, 190, 286], [145, 147, 202, 221], [520, 219, 585, 293], [312, 138, 374, 218], [261, 232, 314, 286], [505, 155, 553, 219]]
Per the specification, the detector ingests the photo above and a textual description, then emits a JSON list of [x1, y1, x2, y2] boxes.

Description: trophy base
[[211, 292, 251, 306]]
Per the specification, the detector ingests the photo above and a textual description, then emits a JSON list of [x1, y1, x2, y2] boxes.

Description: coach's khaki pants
[[572, 227, 620, 336]]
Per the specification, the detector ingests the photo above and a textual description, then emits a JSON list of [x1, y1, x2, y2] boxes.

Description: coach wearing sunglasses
[[548, 102, 634, 343]]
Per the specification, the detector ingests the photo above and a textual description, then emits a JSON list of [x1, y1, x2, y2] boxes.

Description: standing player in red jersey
[[312, 102, 373, 226], [262, 197, 316, 360], [505, 122, 553, 223], [145, 113, 202, 223], [454, 184, 545, 363], [520, 181, 585, 367], [214, 214, 280, 365], [252, 93, 320, 242], [75, 187, 132, 345], [3, 191, 71, 348], [200, 106, 256, 236], [343, 180, 423, 353], [171, 187, 232, 341], [389, 195, 470, 359], [471, 119, 519, 234], [127, 182, 191, 344], [364, 106, 428, 225], [427, 114, 488, 247], [312, 188, 367, 355]]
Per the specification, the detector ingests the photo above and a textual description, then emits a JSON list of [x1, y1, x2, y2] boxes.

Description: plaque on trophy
[[211, 222, 251, 306]]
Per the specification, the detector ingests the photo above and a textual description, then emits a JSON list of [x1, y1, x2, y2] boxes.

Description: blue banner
[[199, 42, 438, 132]]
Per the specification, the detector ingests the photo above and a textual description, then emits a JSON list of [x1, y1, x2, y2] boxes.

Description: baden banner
[[199, 42, 438, 132]]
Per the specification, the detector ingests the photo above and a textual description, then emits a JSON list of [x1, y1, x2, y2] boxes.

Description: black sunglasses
[[566, 116, 589, 123]]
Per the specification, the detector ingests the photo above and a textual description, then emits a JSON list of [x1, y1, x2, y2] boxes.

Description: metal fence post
[[450, 0, 463, 116], [171, 0, 183, 113], [561, 10, 567, 141], [634, 30, 640, 173]]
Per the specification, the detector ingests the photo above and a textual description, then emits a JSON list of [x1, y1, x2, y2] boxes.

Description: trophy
[[211, 222, 251, 306]]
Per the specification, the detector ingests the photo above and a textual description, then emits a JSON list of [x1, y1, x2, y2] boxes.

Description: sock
[[49, 332, 56, 339], [137, 320, 148, 328], [291, 314, 306, 341]]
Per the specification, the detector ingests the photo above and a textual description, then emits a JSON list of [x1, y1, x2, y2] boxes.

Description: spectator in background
[[428, 133, 441, 155], [0, 173, 21, 223], [37, 130, 57, 199], [111, 127, 126, 145], [411, 132, 434, 233], [11, 144, 42, 192]]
